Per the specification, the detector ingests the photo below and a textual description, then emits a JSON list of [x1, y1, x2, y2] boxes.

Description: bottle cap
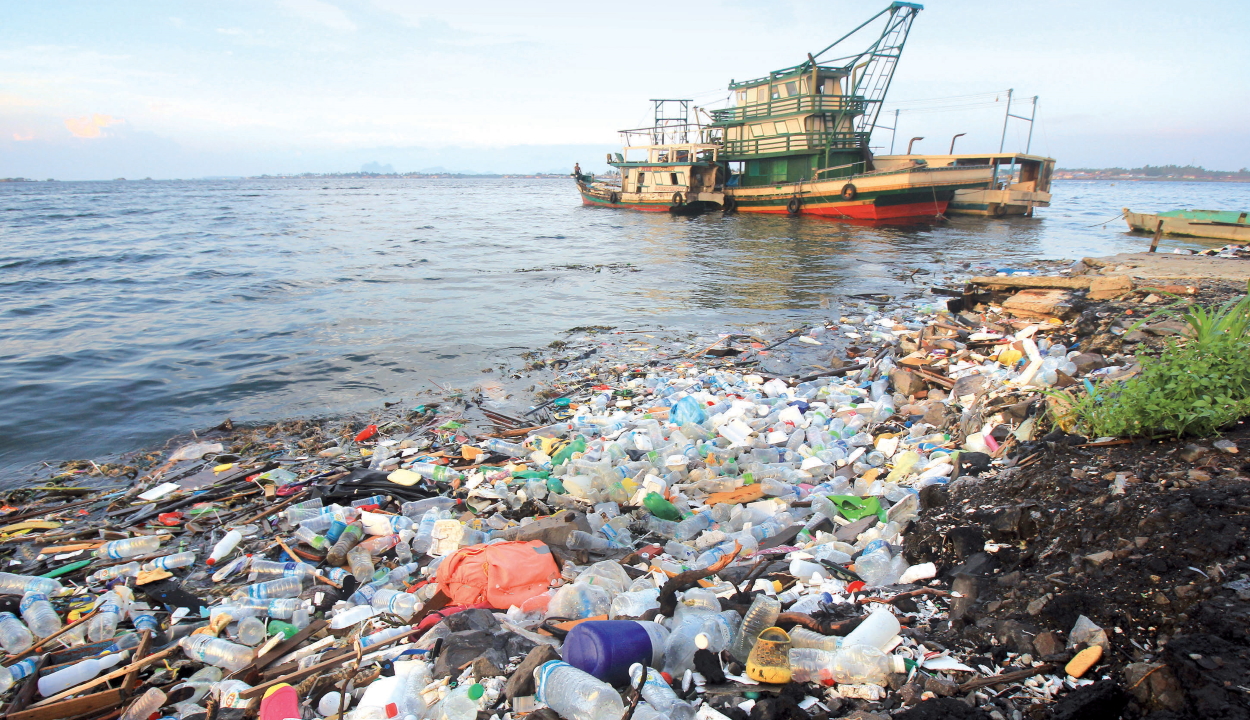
[[467, 683, 484, 700]]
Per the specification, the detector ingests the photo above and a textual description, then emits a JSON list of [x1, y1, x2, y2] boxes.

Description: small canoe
[[1124, 208, 1250, 242]]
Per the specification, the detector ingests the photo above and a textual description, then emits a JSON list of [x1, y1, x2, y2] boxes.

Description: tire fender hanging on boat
[[609, 191, 619, 204], [722, 196, 736, 213], [787, 197, 802, 215], [672, 192, 684, 205], [841, 183, 858, 201]]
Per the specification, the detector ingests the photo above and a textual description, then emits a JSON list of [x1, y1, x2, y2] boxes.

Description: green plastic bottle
[[546, 476, 567, 495], [643, 492, 682, 522], [550, 436, 587, 468]]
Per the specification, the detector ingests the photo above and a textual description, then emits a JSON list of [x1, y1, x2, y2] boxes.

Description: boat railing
[[721, 131, 867, 157], [709, 95, 867, 124]]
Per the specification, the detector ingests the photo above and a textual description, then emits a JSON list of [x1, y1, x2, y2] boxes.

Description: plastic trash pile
[[0, 293, 1150, 720]]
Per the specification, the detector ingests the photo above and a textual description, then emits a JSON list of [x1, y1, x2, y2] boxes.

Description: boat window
[[750, 124, 764, 137], [736, 90, 746, 105], [785, 81, 798, 96], [774, 122, 788, 135], [771, 87, 780, 100], [656, 150, 669, 162], [676, 150, 690, 162], [636, 172, 645, 188], [671, 172, 684, 186], [787, 119, 802, 133]]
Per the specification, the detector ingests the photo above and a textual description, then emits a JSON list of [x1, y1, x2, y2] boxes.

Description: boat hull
[[947, 187, 1051, 217], [578, 185, 723, 213], [725, 165, 992, 220], [1125, 209, 1250, 242]]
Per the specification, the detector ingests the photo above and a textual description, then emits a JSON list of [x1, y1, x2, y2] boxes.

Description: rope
[[1083, 210, 1127, 228]]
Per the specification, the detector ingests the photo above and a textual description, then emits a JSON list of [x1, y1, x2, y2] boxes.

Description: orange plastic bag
[[436, 540, 560, 609]]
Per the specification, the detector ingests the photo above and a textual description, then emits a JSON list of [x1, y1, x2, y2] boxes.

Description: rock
[[1188, 469, 1211, 482], [835, 515, 876, 542], [1154, 591, 1171, 606], [922, 673, 960, 697], [1174, 584, 1200, 602], [1123, 662, 1185, 712], [994, 619, 1035, 653], [1065, 645, 1103, 678], [918, 485, 949, 510], [996, 570, 1022, 588], [1143, 320, 1190, 337], [1068, 615, 1110, 651], [895, 697, 992, 720], [922, 403, 952, 428], [472, 656, 504, 678], [504, 644, 561, 700], [1070, 353, 1107, 374], [1214, 439, 1239, 454], [1002, 288, 1076, 319], [898, 681, 925, 705], [949, 573, 979, 622], [1087, 275, 1134, 300], [951, 374, 987, 399], [891, 368, 926, 398], [1084, 551, 1114, 567], [1049, 679, 1129, 720], [1121, 330, 1149, 343], [1033, 630, 1062, 657], [1027, 593, 1053, 616], [945, 527, 985, 560], [1179, 443, 1209, 462]]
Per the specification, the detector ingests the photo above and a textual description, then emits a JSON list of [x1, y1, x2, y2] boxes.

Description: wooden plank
[[7, 689, 124, 720], [254, 619, 327, 671], [120, 630, 152, 693]]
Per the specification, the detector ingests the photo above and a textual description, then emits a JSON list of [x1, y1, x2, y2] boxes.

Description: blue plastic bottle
[[563, 620, 669, 686]]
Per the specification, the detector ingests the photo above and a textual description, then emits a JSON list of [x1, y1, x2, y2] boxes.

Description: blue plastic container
[[563, 620, 669, 686]]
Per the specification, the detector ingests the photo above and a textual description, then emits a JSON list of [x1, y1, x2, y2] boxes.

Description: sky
[[1, 0, 1247, 180]]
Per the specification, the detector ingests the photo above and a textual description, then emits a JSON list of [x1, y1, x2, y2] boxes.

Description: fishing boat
[[575, 2, 994, 220], [1123, 208, 1250, 242], [874, 153, 1055, 216]]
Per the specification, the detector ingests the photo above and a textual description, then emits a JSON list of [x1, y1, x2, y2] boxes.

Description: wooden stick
[[959, 663, 1055, 692], [231, 490, 307, 528], [4, 608, 101, 666], [274, 537, 341, 589], [241, 624, 425, 699], [120, 630, 152, 693], [1149, 219, 1164, 253], [29, 645, 179, 707], [7, 688, 123, 720]]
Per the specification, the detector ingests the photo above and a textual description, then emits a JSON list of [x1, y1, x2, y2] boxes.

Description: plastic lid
[[694, 633, 710, 650], [467, 683, 484, 700]]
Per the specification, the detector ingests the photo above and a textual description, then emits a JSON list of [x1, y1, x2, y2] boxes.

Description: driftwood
[[959, 664, 1055, 692], [656, 543, 740, 617]]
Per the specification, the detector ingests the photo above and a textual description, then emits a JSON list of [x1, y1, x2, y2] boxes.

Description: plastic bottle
[[89, 562, 141, 584], [729, 594, 781, 663], [371, 589, 418, 620], [168, 666, 221, 706], [292, 526, 328, 550], [840, 608, 900, 649], [89, 588, 132, 643], [241, 577, 304, 600], [178, 636, 253, 672], [436, 682, 483, 720], [120, 687, 166, 720], [326, 522, 365, 566], [643, 492, 682, 521], [38, 651, 129, 696], [396, 661, 433, 718], [566, 531, 611, 552], [400, 496, 458, 520], [211, 554, 251, 583], [831, 643, 893, 685], [246, 560, 315, 582], [535, 661, 625, 720], [236, 616, 266, 646], [0, 573, 62, 597], [20, 591, 62, 638], [329, 605, 378, 629], [481, 438, 527, 457], [359, 624, 413, 649], [674, 511, 713, 542], [563, 620, 669, 686], [346, 546, 375, 583], [206, 530, 243, 566], [0, 658, 38, 693], [790, 626, 840, 652], [351, 494, 389, 508], [97, 536, 162, 560], [0, 612, 33, 654], [629, 664, 696, 720], [406, 463, 463, 483], [609, 589, 660, 619], [411, 509, 445, 554], [141, 552, 196, 572]]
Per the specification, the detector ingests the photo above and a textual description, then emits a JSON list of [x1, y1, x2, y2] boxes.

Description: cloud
[[64, 114, 124, 139], [12, 133, 35, 142], [277, 0, 357, 31], [217, 27, 248, 36]]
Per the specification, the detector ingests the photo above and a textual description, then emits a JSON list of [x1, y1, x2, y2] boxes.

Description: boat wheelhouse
[[873, 153, 1055, 216]]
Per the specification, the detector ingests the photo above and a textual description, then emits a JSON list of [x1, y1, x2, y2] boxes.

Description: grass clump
[[1064, 284, 1250, 438]]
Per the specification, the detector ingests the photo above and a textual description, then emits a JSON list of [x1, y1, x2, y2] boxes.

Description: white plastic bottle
[[206, 530, 243, 566], [329, 604, 377, 629], [436, 682, 483, 720], [38, 651, 129, 696], [534, 661, 625, 720], [141, 552, 196, 571], [0, 612, 34, 654], [89, 562, 141, 584], [371, 589, 418, 620], [178, 636, 253, 672]]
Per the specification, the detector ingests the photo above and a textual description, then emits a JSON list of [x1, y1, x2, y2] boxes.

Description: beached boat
[[874, 153, 1055, 216], [1124, 208, 1250, 242], [575, 2, 994, 220]]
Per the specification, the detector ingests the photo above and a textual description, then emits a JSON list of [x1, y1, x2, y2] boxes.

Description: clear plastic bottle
[[481, 438, 527, 457], [120, 686, 165, 720], [406, 463, 463, 483], [411, 509, 445, 554], [400, 496, 458, 520], [435, 682, 483, 720], [247, 559, 316, 582], [674, 511, 713, 542], [535, 661, 625, 720], [346, 546, 375, 583], [629, 664, 695, 720], [20, 591, 62, 638], [241, 577, 304, 600], [609, 589, 660, 619], [89, 562, 141, 584], [351, 494, 389, 508], [88, 587, 133, 643], [236, 616, 266, 646], [168, 666, 221, 705], [329, 605, 378, 629], [371, 589, 418, 620], [206, 530, 243, 567], [0, 657, 38, 693], [566, 531, 611, 552], [0, 573, 61, 597], [292, 526, 328, 550], [97, 536, 162, 560], [831, 643, 892, 685], [326, 522, 365, 566], [0, 612, 33, 654], [789, 626, 840, 652], [210, 554, 251, 582], [729, 594, 780, 663], [178, 636, 253, 672], [38, 651, 129, 696], [359, 624, 413, 649], [141, 552, 196, 572]]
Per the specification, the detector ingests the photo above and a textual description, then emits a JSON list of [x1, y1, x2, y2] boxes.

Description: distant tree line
[[1061, 165, 1250, 178]]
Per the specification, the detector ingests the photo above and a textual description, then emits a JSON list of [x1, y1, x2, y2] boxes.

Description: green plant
[[1064, 283, 1250, 438]]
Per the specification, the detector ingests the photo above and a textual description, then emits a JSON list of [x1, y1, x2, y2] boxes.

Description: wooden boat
[[575, 2, 994, 220], [1124, 208, 1250, 242], [874, 153, 1055, 216]]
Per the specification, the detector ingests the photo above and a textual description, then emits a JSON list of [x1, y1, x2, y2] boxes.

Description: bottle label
[[19, 593, 46, 612], [534, 660, 570, 703]]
